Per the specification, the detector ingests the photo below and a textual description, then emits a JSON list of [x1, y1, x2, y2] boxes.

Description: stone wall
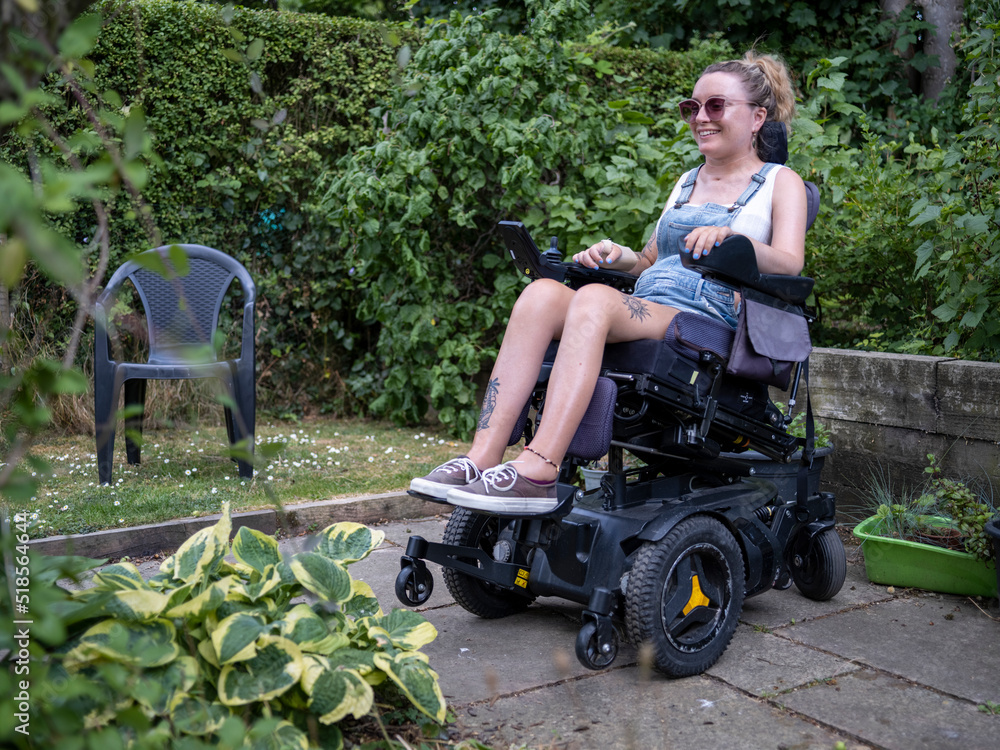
[[793, 348, 1000, 514]]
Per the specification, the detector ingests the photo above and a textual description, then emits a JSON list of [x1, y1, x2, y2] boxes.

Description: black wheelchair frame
[[395, 220, 846, 678]]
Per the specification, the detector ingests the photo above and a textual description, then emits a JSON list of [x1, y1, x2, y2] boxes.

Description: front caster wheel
[[789, 527, 846, 601], [575, 620, 618, 670], [625, 515, 745, 678], [395, 564, 433, 606]]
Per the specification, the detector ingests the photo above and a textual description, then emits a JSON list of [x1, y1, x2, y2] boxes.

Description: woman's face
[[687, 72, 767, 160]]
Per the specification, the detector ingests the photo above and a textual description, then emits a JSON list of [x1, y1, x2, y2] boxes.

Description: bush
[[0, 505, 446, 748], [1, 0, 416, 419], [798, 4, 1000, 360], [316, 4, 724, 434]]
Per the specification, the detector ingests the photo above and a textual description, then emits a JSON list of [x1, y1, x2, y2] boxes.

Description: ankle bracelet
[[525, 445, 560, 470]]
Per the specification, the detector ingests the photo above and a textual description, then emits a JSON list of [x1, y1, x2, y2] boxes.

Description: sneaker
[[410, 456, 482, 500], [447, 462, 558, 515]]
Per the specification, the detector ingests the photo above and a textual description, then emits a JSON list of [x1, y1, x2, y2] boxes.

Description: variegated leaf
[[212, 612, 265, 665], [373, 651, 446, 723], [167, 502, 232, 584], [100, 588, 170, 622], [341, 579, 383, 619], [68, 619, 179, 669], [324, 647, 378, 677], [368, 609, 437, 651], [197, 636, 220, 669], [93, 562, 149, 591], [302, 661, 373, 724], [165, 576, 235, 620], [171, 695, 231, 735], [244, 720, 310, 750], [232, 526, 282, 573], [289, 552, 351, 602], [135, 656, 199, 714], [237, 565, 284, 603], [217, 636, 303, 706], [279, 603, 344, 653], [315, 522, 384, 564]]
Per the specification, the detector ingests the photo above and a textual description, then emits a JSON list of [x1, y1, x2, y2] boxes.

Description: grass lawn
[[10, 417, 471, 539]]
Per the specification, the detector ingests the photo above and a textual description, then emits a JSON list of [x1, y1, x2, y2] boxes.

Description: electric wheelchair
[[395, 132, 847, 678]]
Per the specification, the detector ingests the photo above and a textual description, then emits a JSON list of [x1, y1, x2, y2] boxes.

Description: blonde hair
[[701, 51, 797, 156]]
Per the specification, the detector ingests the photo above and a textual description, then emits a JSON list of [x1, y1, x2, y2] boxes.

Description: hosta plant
[[59, 503, 445, 748]]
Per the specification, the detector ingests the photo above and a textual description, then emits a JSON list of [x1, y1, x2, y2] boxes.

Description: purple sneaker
[[446, 462, 558, 515], [410, 456, 482, 501]]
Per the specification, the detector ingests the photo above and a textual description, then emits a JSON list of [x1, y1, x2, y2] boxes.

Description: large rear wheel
[[442, 507, 535, 618], [625, 515, 745, 677]]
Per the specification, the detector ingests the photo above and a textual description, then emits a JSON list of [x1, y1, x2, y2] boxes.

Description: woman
[[411, 51, 808, 514]]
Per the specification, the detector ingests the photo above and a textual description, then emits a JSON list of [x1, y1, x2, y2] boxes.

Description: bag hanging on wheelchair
[[726, 295, 811, 390]]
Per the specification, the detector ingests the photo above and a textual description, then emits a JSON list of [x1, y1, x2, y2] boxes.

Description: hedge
[[2, 0, 719, 428]]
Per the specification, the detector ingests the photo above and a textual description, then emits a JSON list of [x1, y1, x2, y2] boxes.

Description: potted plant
[[580, 457, 609, 491], [853, 454, 999, 598]]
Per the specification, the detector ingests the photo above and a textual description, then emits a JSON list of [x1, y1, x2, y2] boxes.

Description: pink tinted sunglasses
[[678, 96, 758, 123]]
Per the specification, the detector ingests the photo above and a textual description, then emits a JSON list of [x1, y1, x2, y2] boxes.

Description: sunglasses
[[678, 97, 758, 123]]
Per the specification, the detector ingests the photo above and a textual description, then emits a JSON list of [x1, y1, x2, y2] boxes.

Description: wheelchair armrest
[[681, 234, 814, 305], [498, 220, 636, 293]]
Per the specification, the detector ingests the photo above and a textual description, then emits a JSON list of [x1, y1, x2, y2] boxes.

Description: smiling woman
[[410, 50, 809, 515]]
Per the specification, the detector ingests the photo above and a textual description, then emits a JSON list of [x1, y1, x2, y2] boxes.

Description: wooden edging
[[26, 491, 445, 560]]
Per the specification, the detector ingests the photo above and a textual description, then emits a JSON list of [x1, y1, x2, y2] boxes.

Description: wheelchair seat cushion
[[664, 312, 735, 361]]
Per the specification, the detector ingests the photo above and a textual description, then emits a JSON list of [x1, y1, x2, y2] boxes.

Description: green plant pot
[[853, 515, 999, 598]]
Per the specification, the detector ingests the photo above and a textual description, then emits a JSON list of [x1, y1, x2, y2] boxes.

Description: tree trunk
[[881, 0, 920, 104], [919, 0, 964, 100], [880, 0, 964, 101]]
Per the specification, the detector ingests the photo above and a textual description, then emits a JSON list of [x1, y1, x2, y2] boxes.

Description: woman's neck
[[700, 151, 764, 181]]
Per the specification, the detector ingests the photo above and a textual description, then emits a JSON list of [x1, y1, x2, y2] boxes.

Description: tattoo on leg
[[478, 377, 500, 430], [622, 294, 651, 322]]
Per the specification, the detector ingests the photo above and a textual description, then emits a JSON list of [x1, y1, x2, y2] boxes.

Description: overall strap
[[672, 166, 702, 208], [729, 162, 778, 213]]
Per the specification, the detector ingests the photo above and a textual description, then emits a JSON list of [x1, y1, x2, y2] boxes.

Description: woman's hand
[[682, 225, 734, 260], [573, 239, 637, 271]]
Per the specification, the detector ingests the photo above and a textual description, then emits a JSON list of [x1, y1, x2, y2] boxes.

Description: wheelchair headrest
[[759, 122, 788, 165], [758, 121, 820, 231]]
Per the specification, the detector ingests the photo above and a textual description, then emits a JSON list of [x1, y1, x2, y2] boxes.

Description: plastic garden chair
[[94, 244, 256, 484]]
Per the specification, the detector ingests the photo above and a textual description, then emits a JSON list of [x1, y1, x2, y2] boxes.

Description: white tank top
[[660, 163, 786, 245]]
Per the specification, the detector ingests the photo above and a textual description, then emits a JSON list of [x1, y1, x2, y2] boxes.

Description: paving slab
[[739, 554, 894, 629], [420, 603, 637, 705], [781, 668, 999, 750], [707, 624, 858, 697], [781, 594, 1000, 704], [455, 669, 859, 750]]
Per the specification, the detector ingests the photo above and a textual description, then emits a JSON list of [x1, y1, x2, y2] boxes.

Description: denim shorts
[[633, 263, 740, 329]]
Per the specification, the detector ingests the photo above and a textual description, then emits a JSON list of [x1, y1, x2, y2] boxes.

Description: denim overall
[[632, 162, 778, 329]]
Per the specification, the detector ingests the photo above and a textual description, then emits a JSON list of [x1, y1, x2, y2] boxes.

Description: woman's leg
[[514, 285, 678, 480], [465, 278, 575, 469], [447, 285, 678, 513], [410, 278, 574, 499]]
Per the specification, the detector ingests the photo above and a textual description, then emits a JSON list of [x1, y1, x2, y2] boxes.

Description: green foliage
[[862, 454, 997, 561], [1, 505, 446, 748], [1, 0, 416, 418], [317, 6, 724, 433], [794, 13, 1000, 361], [921, 454, 997, 561]]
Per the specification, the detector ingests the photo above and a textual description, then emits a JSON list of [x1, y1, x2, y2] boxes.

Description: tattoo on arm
[[640, 237, 656, 268], [622, 294, 650, 322], [478, 377, 500, 430]]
